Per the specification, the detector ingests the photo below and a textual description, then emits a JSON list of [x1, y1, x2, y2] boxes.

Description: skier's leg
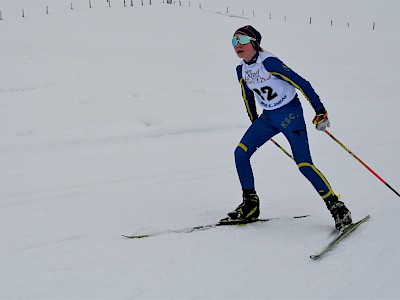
[[228, 116, 279, 221], [278, 100, 335, 199], [278, 100, 352, 229], [234, 116, 278, 191]]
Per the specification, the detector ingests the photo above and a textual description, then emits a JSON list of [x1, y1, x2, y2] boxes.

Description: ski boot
[[220, 190, 260, 224], [325, 195, 352, 231]]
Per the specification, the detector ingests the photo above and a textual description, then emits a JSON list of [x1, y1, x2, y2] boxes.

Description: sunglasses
[[232, 35, 256, 47]]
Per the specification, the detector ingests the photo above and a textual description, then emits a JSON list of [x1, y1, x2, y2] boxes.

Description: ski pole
[[324, 129, 400, 198], [270, 138, 294, 161]]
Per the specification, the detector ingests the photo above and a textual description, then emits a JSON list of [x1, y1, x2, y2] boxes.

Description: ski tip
[[294, 214, 311, 219], [122, 234, 150, 239], [361, 214, 371, 221]]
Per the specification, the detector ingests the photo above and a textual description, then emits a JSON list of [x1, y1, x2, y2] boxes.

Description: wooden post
[[373, 22, 376, 30], [0, 10, 3, 21], [269, 12, 271, 20], [22, 9, 25, 17], [71, 2, 74, 10], [252, 10, 255, 17], [309, 17, 312, 24], [89, 0, 92, 8], [46, 6, 49, 14]]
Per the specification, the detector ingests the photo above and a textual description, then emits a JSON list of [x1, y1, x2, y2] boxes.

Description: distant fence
[[0, 0, 379, 31], [201, 2, 378, 31], [218, 4, 378, 31], [0, 0, 155, 20]]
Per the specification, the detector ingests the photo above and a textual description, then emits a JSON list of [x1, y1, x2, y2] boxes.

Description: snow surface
[[1, 0, 400, 299]]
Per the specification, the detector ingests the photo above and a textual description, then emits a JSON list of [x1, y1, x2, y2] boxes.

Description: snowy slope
[[1, 0, 400, 299]]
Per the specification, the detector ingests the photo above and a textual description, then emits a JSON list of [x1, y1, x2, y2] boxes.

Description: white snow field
[[1, 0, 400, 299]]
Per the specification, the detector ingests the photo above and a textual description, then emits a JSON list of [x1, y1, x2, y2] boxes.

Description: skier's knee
[[297, 162, 315, 177], [235, 143, 250, 163]]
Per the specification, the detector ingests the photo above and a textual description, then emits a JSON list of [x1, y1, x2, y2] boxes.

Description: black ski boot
[[325, 195, 352, 231], [225, 190, 260, 222]]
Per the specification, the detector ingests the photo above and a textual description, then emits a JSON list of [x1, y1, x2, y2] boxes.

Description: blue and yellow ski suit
[[235, 51, 335, 200]]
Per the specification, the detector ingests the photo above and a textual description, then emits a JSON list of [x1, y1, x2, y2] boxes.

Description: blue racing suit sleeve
[[236, 65, 258, 122], [262, 57, 325, 113]]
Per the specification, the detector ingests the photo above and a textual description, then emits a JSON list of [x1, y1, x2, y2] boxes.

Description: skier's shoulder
[[259, 51, 286, 71], [259, 51, 276, 62]]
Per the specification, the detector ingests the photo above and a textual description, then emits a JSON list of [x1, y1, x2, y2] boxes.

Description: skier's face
[[233, 34, 257, 62]]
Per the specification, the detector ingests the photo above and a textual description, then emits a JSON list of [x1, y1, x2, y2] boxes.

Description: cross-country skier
[[224, 25, 352, 230]]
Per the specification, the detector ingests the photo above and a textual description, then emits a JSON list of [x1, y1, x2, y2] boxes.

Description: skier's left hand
[[313, 109, 330, 131]]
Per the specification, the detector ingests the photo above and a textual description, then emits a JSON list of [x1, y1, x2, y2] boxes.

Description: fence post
[[373, 22, 376, 30], [22, 9, 25, 17], [0, 10, 2, 20]]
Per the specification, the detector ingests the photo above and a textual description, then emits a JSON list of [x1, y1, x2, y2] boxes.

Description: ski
[[310, 215, 370, 260], [122, 215, 310, 239]]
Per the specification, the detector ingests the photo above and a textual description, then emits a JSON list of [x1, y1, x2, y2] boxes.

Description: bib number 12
[[253, 86, 278, 101]]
